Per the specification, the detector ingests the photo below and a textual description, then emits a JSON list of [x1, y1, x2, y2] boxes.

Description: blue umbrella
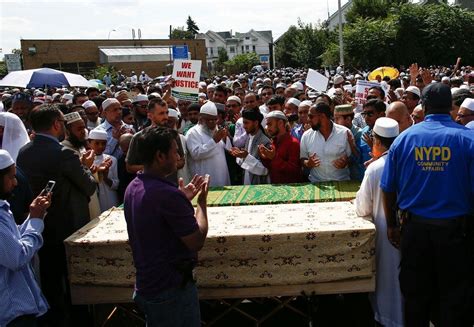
[[0, 68, 91, 88]]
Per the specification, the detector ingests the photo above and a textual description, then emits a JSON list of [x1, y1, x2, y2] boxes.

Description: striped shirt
[[0, 200, 48, 326]]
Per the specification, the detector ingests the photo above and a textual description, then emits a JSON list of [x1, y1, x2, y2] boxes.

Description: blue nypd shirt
[[380, 114, 474, 219]]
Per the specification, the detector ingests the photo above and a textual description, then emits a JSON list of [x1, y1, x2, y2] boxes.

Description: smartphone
[[41, 180, 56, 196]]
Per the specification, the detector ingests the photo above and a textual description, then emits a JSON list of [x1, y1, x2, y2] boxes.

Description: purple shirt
[[124, 173, 198, 298]]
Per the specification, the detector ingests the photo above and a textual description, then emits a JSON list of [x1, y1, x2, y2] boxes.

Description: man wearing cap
[[230, 109, 271, 185], [381, 83, 474, 326], [103, 72, 112, 87], [300, 102, 352, 182], [206, 84, 216, 100], [385, 101, 413, 133], [0, 149, 52, 327], [402, 86, 421, 113], [259, 110, 302, 184], [334, 104, 363, 180], [186, 101, 231, 187], [455, 98, 474, 126], [132, 94, 150, 131], [139, 71, 151, 83], [284, 98, 301, 127], [17, 104, 97, 325], [95, 98, 134, 159], [355, 117, 403, 327], [130, 71, 138, 84], [291, 100, 312, 142], [82, 100, 101, 130], [11, 93, 34, 132]]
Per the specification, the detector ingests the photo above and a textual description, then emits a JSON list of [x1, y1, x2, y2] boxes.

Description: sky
[[0, 0, 455, 60], [0, 0, 349, 58]]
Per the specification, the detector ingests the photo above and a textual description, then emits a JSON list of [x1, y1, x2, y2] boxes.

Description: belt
[[408, 213, 465, 227]]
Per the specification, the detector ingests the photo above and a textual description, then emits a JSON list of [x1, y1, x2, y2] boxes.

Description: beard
[[68, 132, 87, 149], [311, 123, 321, 131], [0, 192, 13, 201]]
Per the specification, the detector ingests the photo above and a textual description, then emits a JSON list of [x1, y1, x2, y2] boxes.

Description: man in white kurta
[[355, 117, 404, 327], [186, 101, 231, 187]]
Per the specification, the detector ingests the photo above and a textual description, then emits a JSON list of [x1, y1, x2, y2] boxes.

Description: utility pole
[[337, 0, 344, 67]]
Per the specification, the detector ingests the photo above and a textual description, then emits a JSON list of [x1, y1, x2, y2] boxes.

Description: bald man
[[411, 104, 425, 124], [385, 101, 413, 133]]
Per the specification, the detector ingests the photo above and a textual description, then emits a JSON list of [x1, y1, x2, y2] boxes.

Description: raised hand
[[230, 147, 248, 159], [258, 144, 276, 160], [346, 130, 359, 158], [333, 155, 349, 169], [213, 127, 227, 143], [197, 174, 210, 205], [409, 63, 419, 83], [178, 174, 205, 201], [29, 193, 52, 219], [362, 132, 373, 149], [81, 149, 95, 168]]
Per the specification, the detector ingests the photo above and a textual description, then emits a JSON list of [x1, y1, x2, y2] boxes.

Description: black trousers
[[399, 218, 473, 327], [7, 315, 37, 327]]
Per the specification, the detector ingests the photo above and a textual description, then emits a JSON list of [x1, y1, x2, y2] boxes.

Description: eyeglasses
[[361, 111, 375, 117]]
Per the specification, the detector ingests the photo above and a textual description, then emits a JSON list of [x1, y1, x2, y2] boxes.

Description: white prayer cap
[[149, 92, 161, 99], [52, 93, 61, 100], [168, 109, 179, 118], [227, 95, 241, 105], [460, 84, 470, 91], [198, 92, 207, 98], [266, 110, 288, 121], [460, 98, 474, 112], [115, 90, 128, 98], [64, 112, 83, 125], [287, 98, 301, 107], [198, 81, 207, 88], [0, 149, 14, 170], [66, 99, 72, 105], [405, 86, 421, 98], [102, 98, 120, 111], [333, 74, 344, 85], [141, 71, 145, 74], [207, 83, 216, 90], [355, 74, 363, 79], [200, 101, 218, 116], [451, 87, 460, 95], [61, 93, 73, 101], [263, 77, 272, 83], [82, 100, 97, 109], [88, 128, 108, 140], [0, 102, 3, 112], [299, 100, 312, 108], [373, 117, 399, 138], [290, 82, 304, 91], [441, 76, 450, 82], [132, 94, 149, 103], [275, 83, 287, 89], [414, 104, 422, 111]]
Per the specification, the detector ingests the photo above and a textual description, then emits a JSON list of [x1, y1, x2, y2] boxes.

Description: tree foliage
[[214, 47, 229, 73], [186, 16, 200, 35], [88, 65, 118, 81], [224, 53, 259, 74], [170, 26, 194, 39], [277, 2, 474, 69]]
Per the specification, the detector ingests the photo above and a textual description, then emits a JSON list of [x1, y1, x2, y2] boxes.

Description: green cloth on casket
[[192, 181, 360, 207]]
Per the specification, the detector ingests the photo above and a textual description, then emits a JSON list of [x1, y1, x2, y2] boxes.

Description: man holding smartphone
[[0, 149, 52, 327]]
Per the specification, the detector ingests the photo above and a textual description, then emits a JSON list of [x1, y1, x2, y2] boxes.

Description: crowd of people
[[0, 61, 473, 327]]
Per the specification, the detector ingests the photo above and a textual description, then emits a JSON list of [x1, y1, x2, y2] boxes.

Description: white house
[[196, 29, 273, 71]]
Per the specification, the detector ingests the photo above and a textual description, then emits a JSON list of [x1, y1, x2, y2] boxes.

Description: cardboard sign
[[306, 69, 329, 92], [5, 54, 22, 72], [171, 59, 201, 102], [355, 80, 380, 106]]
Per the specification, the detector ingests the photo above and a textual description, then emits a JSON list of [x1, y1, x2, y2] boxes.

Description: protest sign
[[306, 68, 329, 92], [355, 80, 380, 106], [172, 45, 189, 60], [171, 59, 201, 102]]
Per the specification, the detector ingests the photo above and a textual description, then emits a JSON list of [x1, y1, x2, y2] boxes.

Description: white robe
[[236, 134, 269, 185], [93, 154, 120, 213], [355, 155, 404, 327], [186, 124, 230, 187]]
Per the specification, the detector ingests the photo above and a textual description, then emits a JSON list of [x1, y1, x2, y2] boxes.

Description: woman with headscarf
[[0, 112, 32, 223]]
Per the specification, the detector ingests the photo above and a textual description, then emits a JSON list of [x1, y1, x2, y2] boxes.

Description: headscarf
[[0, 112, 30, 161]]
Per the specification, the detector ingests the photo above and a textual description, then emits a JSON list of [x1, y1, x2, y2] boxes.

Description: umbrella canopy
[[0, 68, 91, 88], [88, 79, 106, 90], [368, 66, 399, 81]]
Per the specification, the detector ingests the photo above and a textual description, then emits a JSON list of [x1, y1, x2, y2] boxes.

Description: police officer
[[380, 82, 474, 327]]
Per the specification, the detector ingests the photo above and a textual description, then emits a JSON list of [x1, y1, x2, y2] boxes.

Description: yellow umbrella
[[368, 66, 399, 81]]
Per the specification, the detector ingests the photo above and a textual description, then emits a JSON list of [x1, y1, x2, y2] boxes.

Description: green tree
[[214, 47, 229, 73], [275, 25, 301, 68], [0, 61, 7, 77], [224, 53, 259, 74], [88, 64, 118, 82], [186, 16, 200, 36], [345, 0, 391, 25], [170, 26, 194, 39], [320, 42, 341, 67]]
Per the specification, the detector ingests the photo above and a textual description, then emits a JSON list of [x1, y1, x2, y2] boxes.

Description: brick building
[[20, 39, 207, 78]]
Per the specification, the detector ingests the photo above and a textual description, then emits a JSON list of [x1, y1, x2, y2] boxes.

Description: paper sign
[[306, 69, 329, 92], [355, 80, 380, 106], [172, 45, 189, 60], [343, 85, 353, 92], [171, 59, 201, 102]]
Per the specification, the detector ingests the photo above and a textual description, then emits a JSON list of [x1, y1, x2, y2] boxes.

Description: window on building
[[245, 45, 249, 52], [210, 47, 214, 56], [230, 46, 235, 53], [245, 36, 250, 40], [241, 46, 244, 53], [252, 45, 256, 52]]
